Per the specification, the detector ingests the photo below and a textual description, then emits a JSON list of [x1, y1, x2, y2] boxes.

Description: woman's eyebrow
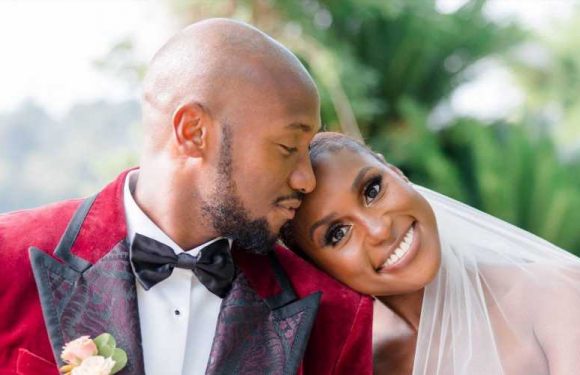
[[309, 213, 337, 242], [351, 166, 373, 193]]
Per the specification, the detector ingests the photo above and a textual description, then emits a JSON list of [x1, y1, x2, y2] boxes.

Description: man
[[0, 19, 372, 375]]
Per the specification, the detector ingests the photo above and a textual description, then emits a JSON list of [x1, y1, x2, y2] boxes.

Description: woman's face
[[291, 148, 441, 296]]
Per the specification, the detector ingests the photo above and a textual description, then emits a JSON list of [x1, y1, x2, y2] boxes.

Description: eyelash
[[322, 174, 384, 247], [363, 175, 383, 205], [324, 223, 350, 247]]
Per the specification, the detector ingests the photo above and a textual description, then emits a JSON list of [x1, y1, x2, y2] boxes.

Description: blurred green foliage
[[170, 0, 580, 254], [382, 101, 580, 252], [509, 9, 580, 152]]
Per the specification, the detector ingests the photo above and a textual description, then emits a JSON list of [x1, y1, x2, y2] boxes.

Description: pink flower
[[61, 336, 98, 365]]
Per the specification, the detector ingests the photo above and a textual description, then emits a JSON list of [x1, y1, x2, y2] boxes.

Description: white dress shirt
[[123, 170, 226, 375]]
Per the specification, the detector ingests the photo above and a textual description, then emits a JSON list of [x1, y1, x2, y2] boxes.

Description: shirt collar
[[123, 170, 231, 256]]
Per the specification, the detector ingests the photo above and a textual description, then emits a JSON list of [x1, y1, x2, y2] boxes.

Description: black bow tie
[[130, 233, 235, 298]]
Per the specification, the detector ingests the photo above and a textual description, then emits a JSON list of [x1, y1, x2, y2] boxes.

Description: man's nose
[[288, 154, 316, 194]]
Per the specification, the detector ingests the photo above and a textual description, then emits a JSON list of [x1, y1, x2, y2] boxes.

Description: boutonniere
[[59, 333, 127, 375]]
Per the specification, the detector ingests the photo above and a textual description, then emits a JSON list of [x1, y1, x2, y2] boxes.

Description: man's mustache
[[274, 192, 304, 205]]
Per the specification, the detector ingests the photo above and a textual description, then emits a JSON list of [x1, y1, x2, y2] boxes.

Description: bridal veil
[[413, 186, 580, 374]]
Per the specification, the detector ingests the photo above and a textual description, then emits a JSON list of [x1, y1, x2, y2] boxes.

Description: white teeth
[[387, 253, 399, 265], [382, 225, 415, 267]]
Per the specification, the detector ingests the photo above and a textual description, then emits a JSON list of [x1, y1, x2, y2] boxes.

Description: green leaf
[[94, 333, 118, 360], [99, 345, 114, 358], [94, 333, 117, 353], [110, 348, 128, 374]]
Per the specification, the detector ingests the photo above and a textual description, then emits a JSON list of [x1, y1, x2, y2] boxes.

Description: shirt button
[[174, 309, 181, 316]]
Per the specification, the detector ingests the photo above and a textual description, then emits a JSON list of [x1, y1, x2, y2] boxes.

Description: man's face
[[201, 79, 320, 254]]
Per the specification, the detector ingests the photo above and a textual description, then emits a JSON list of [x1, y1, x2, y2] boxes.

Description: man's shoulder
[[0, 198, 82, 224], [274, 244, 364, 301], [0, 168, 132, 263], [235, 243, 366, 305], [0, 198, 83, 257]]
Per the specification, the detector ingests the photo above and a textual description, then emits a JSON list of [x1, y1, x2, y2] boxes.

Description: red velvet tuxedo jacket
[[0, 170, 373, 375]]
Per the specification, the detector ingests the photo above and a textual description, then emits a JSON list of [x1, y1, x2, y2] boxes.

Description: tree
[[508, 8, 580, 153]]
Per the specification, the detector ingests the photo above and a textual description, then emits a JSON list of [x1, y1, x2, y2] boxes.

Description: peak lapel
[[29, 195, 145, 375], [206, 252, 321, 375]]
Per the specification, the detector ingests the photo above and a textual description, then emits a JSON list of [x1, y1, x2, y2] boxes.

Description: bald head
[[142, 18, 318, 141]]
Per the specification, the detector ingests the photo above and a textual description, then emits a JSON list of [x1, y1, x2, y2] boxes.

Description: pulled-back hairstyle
[[308, 132, 386, 166], [280, 131, 386, 256]]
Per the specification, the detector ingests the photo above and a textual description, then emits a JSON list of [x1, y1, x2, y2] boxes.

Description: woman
[[282, 132, 580, 375]]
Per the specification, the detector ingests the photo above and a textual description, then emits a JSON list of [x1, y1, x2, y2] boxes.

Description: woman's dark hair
[[309, 132, 386, 165]]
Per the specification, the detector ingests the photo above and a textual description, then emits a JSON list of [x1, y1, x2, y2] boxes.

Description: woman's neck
[[377, 288, 424, 332]]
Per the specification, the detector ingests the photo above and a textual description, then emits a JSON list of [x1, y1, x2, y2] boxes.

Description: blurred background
[[1, 0, 580, 255]]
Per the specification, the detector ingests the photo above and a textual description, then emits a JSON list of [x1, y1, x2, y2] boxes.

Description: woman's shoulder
[[475, 261, 579, 314]]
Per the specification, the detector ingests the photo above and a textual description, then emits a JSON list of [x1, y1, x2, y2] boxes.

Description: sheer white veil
[[412, 185, 580, 375]]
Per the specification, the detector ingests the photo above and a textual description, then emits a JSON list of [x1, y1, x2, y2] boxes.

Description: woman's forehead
[[299, 150, 378, 214], [312, 147, 381, 181]]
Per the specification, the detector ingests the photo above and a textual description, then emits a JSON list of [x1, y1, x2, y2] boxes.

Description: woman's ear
[[172, 101, 210, 157], [374, 151, 410, 183], [387, 162, 410, 183]]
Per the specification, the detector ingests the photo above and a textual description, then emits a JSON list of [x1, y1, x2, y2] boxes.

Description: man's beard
[[200, 124, 278, 255]]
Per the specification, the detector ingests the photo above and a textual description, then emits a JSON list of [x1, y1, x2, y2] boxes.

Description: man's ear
[[172, 101, 210, 157]]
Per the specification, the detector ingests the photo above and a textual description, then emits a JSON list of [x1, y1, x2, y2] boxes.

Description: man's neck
[[133, 166, 218, 250]]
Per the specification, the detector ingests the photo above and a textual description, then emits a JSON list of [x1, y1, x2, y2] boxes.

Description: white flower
[[71, 356, 116, 375]]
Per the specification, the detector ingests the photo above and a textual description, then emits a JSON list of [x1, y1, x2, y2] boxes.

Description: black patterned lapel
[[29, 196, 145, 375], [206, 253, 321, 375]]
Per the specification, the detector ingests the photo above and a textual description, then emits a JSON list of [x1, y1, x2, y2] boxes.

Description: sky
[[0, 0, 176, 118], [0, 0, 576, 120]]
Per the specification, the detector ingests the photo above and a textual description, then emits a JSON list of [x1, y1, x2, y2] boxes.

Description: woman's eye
[[324, 224, 350, 247], [363, 176, 382, 205]]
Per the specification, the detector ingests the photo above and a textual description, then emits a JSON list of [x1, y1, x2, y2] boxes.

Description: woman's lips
[[377, 221, 420, 272]]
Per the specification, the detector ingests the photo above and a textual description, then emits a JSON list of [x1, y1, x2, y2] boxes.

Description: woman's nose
[[364, 214, 394, 246]]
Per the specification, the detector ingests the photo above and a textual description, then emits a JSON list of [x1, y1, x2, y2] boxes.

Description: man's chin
[[228, 217, 278, 255], [203, 194, 280, 255]]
